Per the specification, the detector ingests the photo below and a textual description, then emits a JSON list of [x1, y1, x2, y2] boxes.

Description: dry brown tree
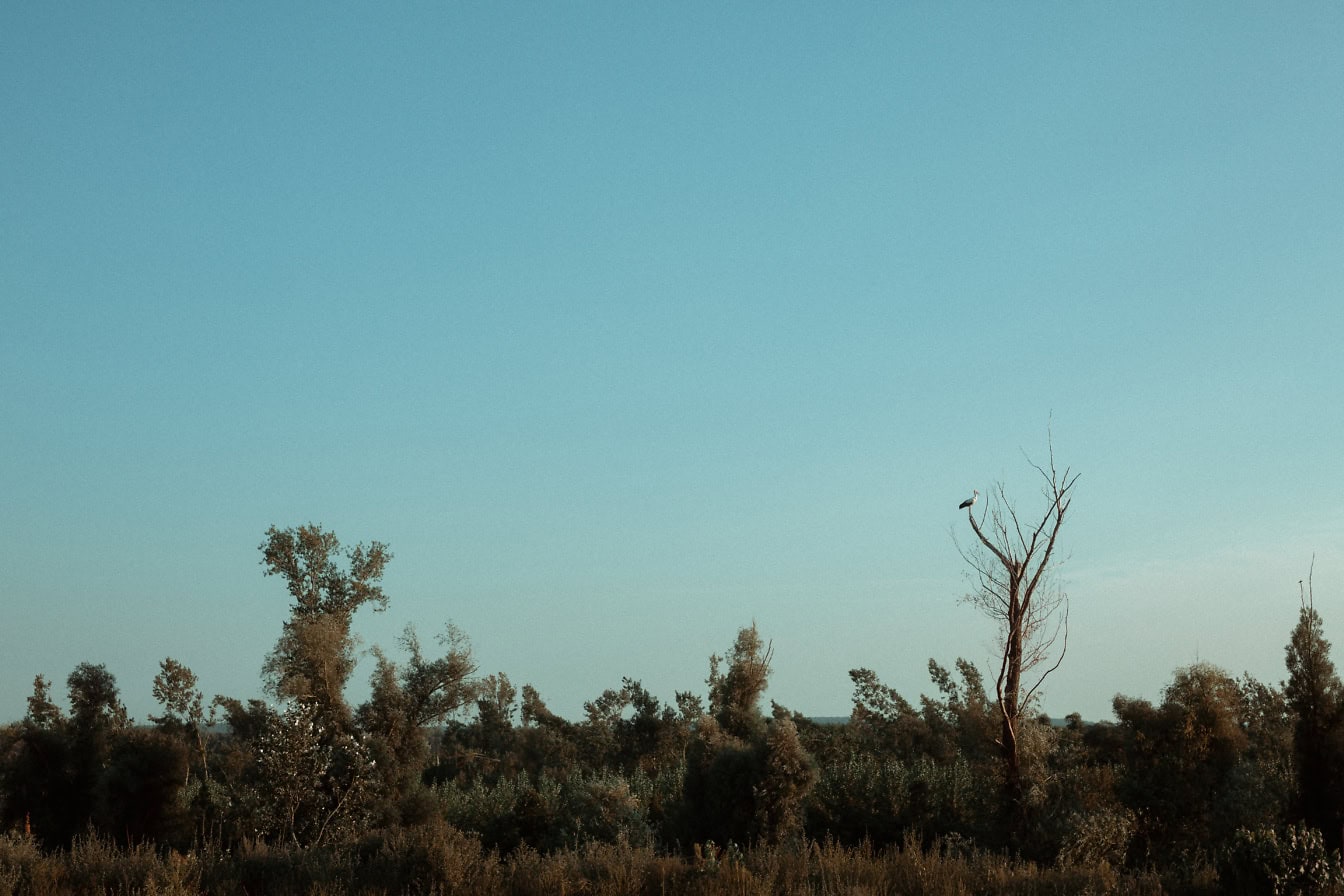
[[956, 442, 1078, 807]]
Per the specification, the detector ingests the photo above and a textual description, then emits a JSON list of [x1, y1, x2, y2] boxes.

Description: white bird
[[958, 490, 979, 510]]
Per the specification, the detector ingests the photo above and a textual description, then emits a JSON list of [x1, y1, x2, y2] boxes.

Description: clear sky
[[3, 5, 1343, 727]]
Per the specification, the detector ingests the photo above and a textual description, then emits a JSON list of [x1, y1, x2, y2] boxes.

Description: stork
[[958, 489, 979, 510]]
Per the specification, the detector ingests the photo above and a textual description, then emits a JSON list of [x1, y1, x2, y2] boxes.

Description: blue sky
[[3, 4, 1343, 726]]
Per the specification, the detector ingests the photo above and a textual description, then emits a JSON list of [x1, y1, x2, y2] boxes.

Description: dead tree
[[957, 443, 1078, 807]]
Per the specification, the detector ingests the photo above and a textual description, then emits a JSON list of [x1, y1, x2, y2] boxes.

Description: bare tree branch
[[954, 433, 1078, 810]]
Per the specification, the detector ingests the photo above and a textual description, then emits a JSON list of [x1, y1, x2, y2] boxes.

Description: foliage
[[1285, 596, 1344, 848], [5, 522, 1344, 895], [1223, 823, 1344, 896], [252, 701, 375, 847], [1112, 663, 1269, 866], [435, 769, 656, 853], [707, 624, 772, 742], [0, 827, 1170, 896], [259, 523, 392, 732]]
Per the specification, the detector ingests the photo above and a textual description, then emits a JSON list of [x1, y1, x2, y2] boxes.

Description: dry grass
[[0, 825, 1171, 896]]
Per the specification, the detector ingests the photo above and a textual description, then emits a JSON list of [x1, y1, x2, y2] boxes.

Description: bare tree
[[956, 441, 1078, 805]]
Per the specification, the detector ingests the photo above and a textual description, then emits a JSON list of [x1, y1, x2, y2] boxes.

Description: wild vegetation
[[1, 513, 1342, 895]]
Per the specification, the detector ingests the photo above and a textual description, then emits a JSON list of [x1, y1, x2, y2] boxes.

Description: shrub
[[1223, 823, 1344, 896]]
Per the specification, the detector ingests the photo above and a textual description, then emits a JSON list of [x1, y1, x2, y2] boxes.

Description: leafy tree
[[24, 675, 63, 730], [1235, 674, 1296, 837], [516, 685, 579, 778], [1, 664, 129, 846], [67, 662, 129, 734], [708, 623, 773, 741], [356, 623, 478, 817], [753, 708, 818, 844], [677, 624, 804, 847], [204, 696, 276, 843], [259, 523, 391, 731], [1, 703, 76, 845], [679, 714, 760, 847], [1113, 663, 1260, 866], [1222, 822, 1344, 895], [1283, 569, 1344, 847], [97, 728, 191, 846], [922, 658, 997, 765], [254, 701, 374, 847], [150, 657, 209, 782], [579, 678, 688, 776], [65, 663, 129, 835], [847, 667, 928, 757]]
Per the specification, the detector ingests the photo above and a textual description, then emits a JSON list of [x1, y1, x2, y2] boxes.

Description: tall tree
[[754, 707, 819, 845], [708, 623, 773, 741], [150, 657, 209, 783], [354, 623, 478, 823], [24, 674, 63, 730], [957, 440, 1077, 807], [1284, 565, 1344, 847], [67, 662, 129, 733], [259, 523, 391, 730], [1113, 663, 1255, 863]]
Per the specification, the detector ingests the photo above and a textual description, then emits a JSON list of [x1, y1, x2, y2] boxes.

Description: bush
[[1223, 823, 1344, 896], [436, 769, 653, 853]]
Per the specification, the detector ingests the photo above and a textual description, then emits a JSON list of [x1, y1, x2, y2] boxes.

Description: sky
[[3, 4, 1343, 727]]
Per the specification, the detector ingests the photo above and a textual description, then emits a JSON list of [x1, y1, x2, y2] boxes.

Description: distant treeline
[[1, 524, 1342, 895]]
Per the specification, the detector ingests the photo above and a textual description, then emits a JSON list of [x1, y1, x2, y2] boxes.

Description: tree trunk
[[1001, 587, 1024, 809]]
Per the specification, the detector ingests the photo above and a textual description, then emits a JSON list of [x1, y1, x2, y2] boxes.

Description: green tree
[[922, 658, 998, 765], [517, 684, 579, 778], [24, 675, 63, 730], [477, 674, 517, 741], [578, 678, 688, 775], [259, 523, 391, 731], [150, 657, 209, 783], [2, 677, 76, 845], [847, 667, 928, 757], [97, 727, 191, 846], [67, 662, 129, 733], [254, 701, 374, 846], [205, 696, 276, 844], [708, 623, 773, 741], [2, 664, 128, 846], [66, 662, 129, 828], [1283, 570, 1344, 847], [356, 623, 478, 821], [1113, 663, 1260, 866], [753, 708, 818, 844], [677, 624, 783, 846]]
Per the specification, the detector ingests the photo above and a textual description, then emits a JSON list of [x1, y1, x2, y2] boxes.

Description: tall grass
[[0, 825, 1170, 896]]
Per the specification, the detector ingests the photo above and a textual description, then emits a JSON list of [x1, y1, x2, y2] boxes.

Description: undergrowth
[[0, 825, 1172, 896]]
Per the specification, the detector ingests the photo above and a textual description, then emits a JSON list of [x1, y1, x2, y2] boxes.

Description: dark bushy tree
[[753, 707, 818, 844], [1113, 663, 1262, 866], [97, 727, 191, 845], [676, 624, 819, 848], [1284, 574, 1344, 847], [357, 624, 477, 822]]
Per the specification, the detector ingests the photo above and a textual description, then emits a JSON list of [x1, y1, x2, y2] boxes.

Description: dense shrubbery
[[2, 524, 1343, 894]]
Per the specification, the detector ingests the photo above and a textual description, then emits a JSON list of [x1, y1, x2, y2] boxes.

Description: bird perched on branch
[[958, 489, 979, 510]]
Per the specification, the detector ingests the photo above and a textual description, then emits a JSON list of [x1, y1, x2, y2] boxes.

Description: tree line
[[2, 509, 1343, 894]]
